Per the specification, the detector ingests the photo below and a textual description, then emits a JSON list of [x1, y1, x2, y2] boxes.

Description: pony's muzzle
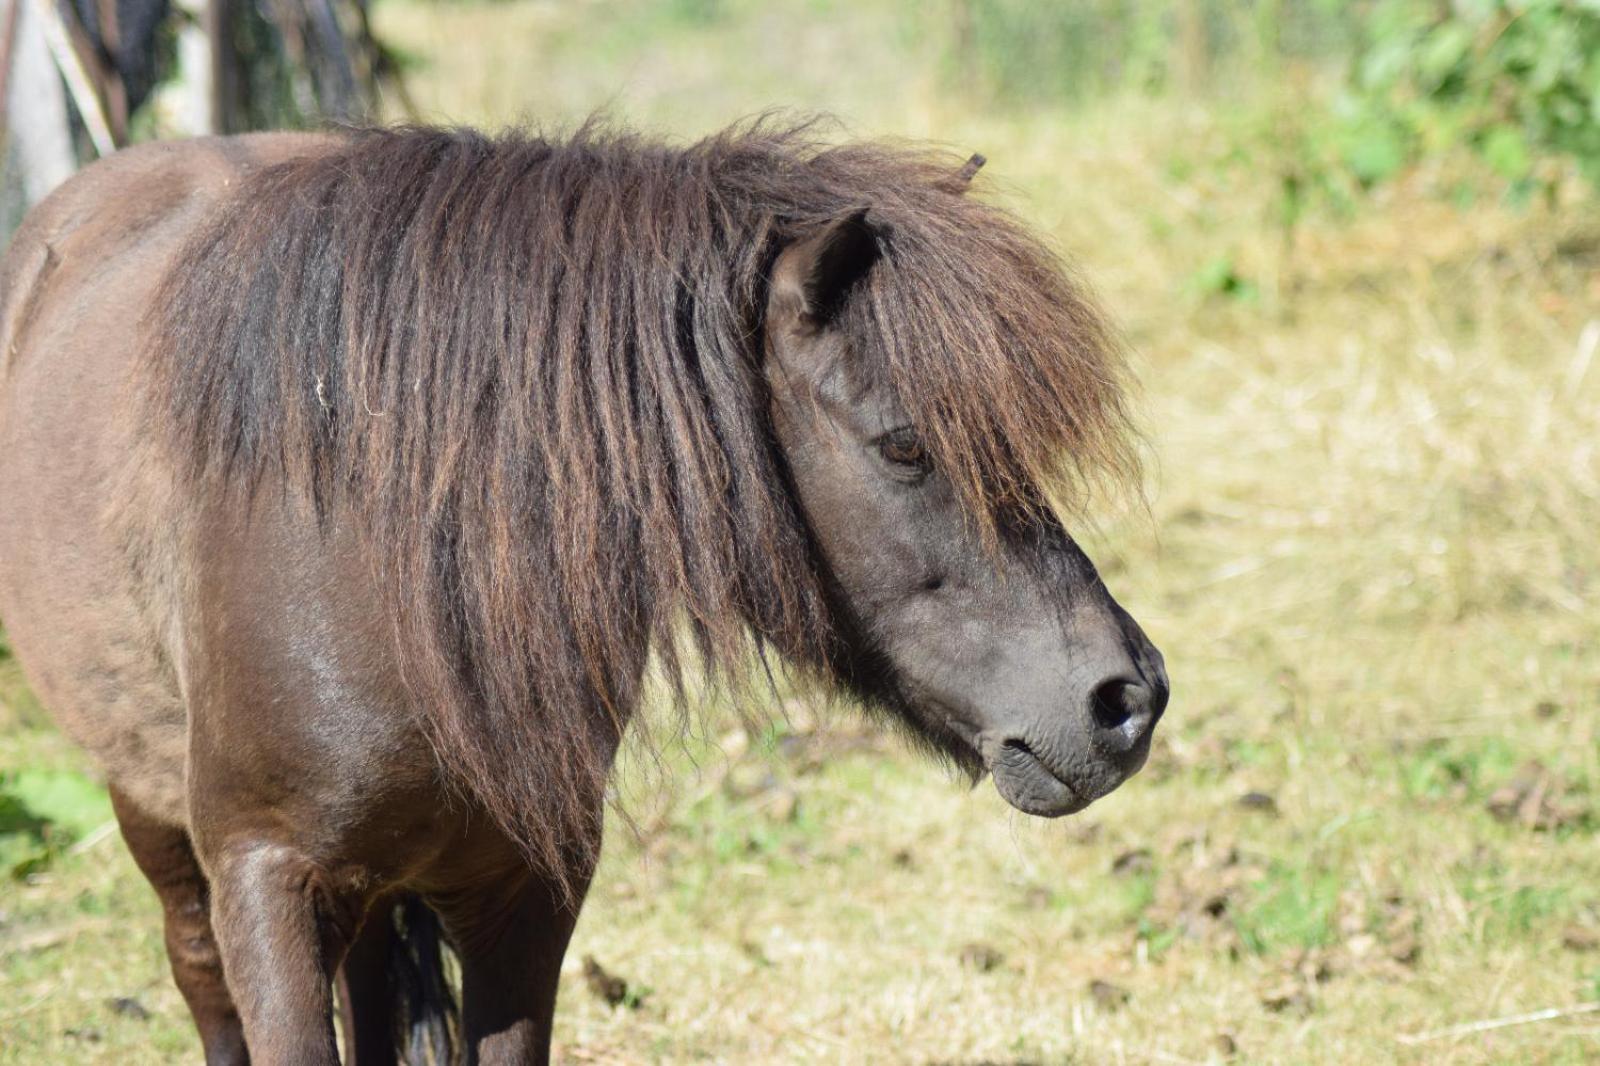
[[986, 650, 1169, 818]]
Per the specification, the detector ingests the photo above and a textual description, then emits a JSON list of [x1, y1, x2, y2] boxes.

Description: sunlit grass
[[3, 1, 1599, 1063]]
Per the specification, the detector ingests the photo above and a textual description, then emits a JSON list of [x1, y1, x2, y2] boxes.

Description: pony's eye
[[876, 427, 930, 475]]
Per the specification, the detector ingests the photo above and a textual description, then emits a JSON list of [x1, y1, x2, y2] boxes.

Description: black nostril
[[1090, 679, 1138, 731], [1090, 676, 1165, 747]]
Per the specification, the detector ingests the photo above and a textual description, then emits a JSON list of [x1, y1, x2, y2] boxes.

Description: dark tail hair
[[388, 894, 459, 1065]]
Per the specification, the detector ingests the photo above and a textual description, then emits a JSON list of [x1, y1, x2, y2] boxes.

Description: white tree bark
[[5, 0, 77, 206]]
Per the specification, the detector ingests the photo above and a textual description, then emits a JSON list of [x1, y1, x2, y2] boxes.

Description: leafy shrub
[[1344, 0, 1600, 191], [933, 1, 1600, 206], [935, 0, 1360, 106]]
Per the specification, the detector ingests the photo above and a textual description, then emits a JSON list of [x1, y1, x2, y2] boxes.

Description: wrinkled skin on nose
[[764, 212, 1168, 816]]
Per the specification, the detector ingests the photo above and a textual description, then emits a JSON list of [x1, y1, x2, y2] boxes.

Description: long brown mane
[[148, 118, 1137, 880]]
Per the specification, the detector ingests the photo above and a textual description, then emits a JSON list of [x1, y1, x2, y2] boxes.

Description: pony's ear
[[769, 209, 882, 329]]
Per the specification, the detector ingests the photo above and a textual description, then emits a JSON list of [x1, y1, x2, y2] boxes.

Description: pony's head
[[764, 206, 1167, 816]]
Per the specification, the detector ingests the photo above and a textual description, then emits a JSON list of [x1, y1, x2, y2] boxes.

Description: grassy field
[[3, 1, 1599, 1062]]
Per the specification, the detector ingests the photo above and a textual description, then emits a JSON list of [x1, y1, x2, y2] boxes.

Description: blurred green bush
[[1348, 0, 1600, 192], [936, 1, 1600, 197], [937, 0, 1357, 102]]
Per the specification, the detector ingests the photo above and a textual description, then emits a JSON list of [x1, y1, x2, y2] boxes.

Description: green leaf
[[1417, 22, 1474, 89], [1342, 118, 1409, 185], [1189, 253, 1259, 304], [3, 769, 112, 838], [1481, 125, 1532, 179], [0, 769, 113, 878]]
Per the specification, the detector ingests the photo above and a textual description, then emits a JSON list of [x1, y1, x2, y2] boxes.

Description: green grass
[[5, 1, 1600, 1062]]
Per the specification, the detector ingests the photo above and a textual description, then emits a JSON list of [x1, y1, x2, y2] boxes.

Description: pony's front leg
[[435, 861, 596, 1065], [199, 836, 369, 1066]]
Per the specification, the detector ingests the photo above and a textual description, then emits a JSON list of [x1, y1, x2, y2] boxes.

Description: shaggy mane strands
[[148, 118, 1137, 882]]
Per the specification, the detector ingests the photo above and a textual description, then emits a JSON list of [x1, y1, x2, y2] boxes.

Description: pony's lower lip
[[988, 739, 1093, 818]]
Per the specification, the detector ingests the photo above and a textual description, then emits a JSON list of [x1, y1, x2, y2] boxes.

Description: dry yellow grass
[[3, 2, 1598, 1063]]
